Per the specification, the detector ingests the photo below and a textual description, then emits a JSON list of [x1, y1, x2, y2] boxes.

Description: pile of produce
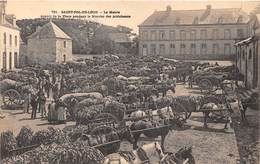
[[0, 131, 17, 157], [104, 100, 125, 121], [75, 104, 104, 125], [1, 142, 105, 164], [63, 125, 91, 142], [172, 96, 198, 112], [31, 127, 69, 145], [16, 126, 33, 147]]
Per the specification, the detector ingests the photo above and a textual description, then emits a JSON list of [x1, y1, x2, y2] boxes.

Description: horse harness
[[107, 147, 150, 164]]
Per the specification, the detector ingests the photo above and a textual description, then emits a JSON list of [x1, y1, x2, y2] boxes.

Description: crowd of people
[[24, 70, 67, 122]]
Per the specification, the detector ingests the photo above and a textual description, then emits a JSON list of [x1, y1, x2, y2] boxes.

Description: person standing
[[38, 90, 47, 118], [24, 90, 31, 113], [31, 94, 38, 119]]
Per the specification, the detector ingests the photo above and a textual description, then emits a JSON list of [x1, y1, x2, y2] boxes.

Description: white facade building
[[0, 1, 20, 72]]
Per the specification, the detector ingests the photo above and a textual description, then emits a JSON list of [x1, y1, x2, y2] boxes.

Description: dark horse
[[130, 118, 183, 152]]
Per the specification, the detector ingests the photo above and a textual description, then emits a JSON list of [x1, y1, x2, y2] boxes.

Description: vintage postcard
[[0, 0, 259, 163]]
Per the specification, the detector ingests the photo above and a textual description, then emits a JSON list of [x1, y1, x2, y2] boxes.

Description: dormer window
[[237, 16, 243, 23], [218, 16, 223, 24], [175, 18, 180, 24], [193, 17, 199, 24]]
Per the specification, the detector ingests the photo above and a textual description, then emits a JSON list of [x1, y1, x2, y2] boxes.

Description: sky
[[3, 0, 259, 33]]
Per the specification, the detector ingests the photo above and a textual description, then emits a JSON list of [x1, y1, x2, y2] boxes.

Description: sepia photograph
[[0, 0, 259, 163]]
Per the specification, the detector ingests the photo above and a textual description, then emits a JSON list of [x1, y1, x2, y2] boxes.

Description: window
[[237, 29, 244, 38], [170, 43, 175, 55], [249, 49, 252, 59], [224, 29, 231, 39], [151, 31, 157, 40], [142, 31, 148, 40], [14, 52, 18, 68], [190, 30, 196, 40], [212, 44, 219, 55], [9, 35, 12, 45], [159, 31, 165, 40], [191, 44, 196, 55], [169, 31, 175, 40], [9, 52, 12, 70], [159, 44, 165, 55], [15, 36, 18, 46], [200, 43, 207, 55], [180, 44, 186, 55], [200, 30, 207, 39], [180, 30, 186, 40], [63, 41, 66, 48], [150, 44, 156, 55], [63, 54, 66, 62], [142, 44, 148, 56], [3, 33, 6, 44], [224, 43, 231, 55], [2, 52, 6, 70], [212, 29, 219, 39]]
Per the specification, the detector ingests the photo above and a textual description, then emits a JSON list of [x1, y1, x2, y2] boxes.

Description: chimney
[[0, 0, 7, 24], [200, 4, 212, 21], [12, 15, 16, 26], [206, 5, 212, 11], [166, 5, 172, 12]]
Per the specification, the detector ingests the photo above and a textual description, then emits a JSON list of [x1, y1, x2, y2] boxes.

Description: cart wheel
[[90, 125, 120, 155], [171, 102, 189, 121], [2, 89, 22, 106], [93, 113, 120, 129], [198, 79, 215, 93]]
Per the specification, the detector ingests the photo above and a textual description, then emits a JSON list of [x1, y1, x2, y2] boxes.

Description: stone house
[[26, 21, 72, 65], [235, 14, 260, 89], [138, 5, 249, 60], [108, 32, 132, 54], [0, 0, 20, 72]]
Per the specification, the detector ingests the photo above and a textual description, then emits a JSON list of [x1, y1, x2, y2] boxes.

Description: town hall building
[[138, 5, 250, 60]]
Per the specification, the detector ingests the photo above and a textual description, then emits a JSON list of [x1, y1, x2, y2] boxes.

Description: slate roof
[[140, 7, 250, 26], [108, 33, 132, 43], [28, 21, 72, 40]]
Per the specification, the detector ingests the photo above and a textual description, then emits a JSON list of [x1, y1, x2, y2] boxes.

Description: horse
[[130, 118, 184, 152], [103, 142, 165, 164]]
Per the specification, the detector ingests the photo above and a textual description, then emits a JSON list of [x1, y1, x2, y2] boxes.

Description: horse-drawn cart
[[0, 79, 34, 108]]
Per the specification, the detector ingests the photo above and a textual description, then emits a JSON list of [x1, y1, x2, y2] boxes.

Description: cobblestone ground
[[0, 83, 241, 164]]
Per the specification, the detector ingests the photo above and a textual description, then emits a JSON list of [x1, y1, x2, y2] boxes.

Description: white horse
[[103, 142, 165, 164], [150, 106, 174, 119]]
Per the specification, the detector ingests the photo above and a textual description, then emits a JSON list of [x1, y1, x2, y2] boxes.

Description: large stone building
[[138, 5, 250, 60], [0, 0, 20, 72], [26, 21, 72, 65], [235, 14, 260, 89]]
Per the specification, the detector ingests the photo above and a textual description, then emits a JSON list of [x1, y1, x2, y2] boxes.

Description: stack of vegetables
[[0, 131, 17, 158], [16, 127, 33, 148], [1, 142, 105, 164], [31, 127, 69, 145], [74, 97, 104, 125]]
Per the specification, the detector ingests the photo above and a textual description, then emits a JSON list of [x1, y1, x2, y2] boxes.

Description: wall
[[139, 23, 248, 59], [55, 39, 72, 63], [27, 37, 56, 65], [0, 25, 20, 71]]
